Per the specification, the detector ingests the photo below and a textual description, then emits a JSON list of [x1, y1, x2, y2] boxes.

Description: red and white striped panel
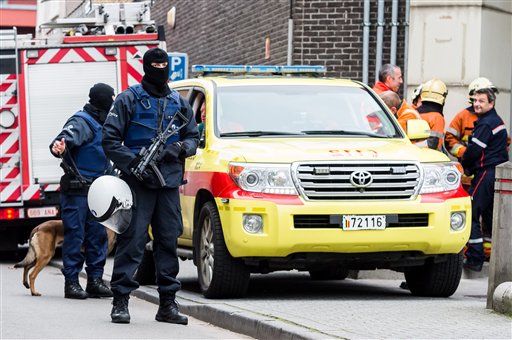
[[25, 47, 118, 65], [1, 73, 22, 203], [126, 45, 156, 86]]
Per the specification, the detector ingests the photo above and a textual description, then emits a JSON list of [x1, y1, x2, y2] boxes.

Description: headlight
[[420, 162, 462, 194], [229, 163, 298, 195]]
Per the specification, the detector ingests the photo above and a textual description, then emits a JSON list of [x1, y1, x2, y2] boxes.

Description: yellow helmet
[[468, 77, 499, 103], [420, 78, 448, 106]]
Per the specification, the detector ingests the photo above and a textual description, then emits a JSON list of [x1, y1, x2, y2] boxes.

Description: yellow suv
[[171, 65, 471, 298]]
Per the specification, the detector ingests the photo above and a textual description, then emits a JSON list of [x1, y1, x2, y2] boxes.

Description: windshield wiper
[[220, 131, 300, 137], [301, 130, 389, 138]]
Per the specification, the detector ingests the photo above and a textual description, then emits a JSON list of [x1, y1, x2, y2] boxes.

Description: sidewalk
[[54, 258, 511, 340]]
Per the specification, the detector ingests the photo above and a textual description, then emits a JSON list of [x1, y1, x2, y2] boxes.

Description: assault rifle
[[131, 110, 189, 187]]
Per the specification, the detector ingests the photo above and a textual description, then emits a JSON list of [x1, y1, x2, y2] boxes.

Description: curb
[[51, 261, 320, 340]]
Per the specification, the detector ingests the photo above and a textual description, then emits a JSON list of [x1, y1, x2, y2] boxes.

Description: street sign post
[[168, 52, 188, 81]]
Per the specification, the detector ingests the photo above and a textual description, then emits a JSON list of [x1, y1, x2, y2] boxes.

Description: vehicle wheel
[[309, 266, 350, 280], [197, 201, 250, 298], [404, 252, 463, 297]]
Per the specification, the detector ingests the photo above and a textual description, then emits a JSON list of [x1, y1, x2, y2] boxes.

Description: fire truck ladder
[[0, 28, 24, 207]]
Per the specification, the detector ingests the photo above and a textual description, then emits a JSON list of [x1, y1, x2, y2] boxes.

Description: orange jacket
[[444, 107, 477, 159], [372, 81, 391, 94], [396, 100, 420, 131], [419, 111, 445, 151]]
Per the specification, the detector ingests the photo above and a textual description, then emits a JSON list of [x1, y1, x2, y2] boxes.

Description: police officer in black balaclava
[[49, 83, 115, 300], [102, 48, 198, 325]]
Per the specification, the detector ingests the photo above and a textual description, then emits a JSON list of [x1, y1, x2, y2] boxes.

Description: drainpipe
[[362, 0, 370, 84], [390, 0, 399, 65], [403, 0, 411, 99], [287, 0, 294, 66], [375, 0, 385, 83]]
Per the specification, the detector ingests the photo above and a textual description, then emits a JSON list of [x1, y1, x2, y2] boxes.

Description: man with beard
[[50, 83, 115, 299], [102, 48, 199, 324]]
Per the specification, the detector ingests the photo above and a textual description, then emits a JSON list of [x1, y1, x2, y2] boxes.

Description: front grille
[[294, 161, 421, 200], [293, 214, 429, 228]]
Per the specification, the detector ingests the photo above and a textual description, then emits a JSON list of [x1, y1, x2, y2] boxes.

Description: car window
[[215, 85, 400, 137]]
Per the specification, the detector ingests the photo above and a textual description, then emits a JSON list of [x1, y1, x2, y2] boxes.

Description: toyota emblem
[[349, 170, 373, 188]]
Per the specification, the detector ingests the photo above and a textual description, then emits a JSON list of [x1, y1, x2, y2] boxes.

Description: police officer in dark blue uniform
[[50, 83, 115, 299], [102, 48, 198, 324], [461, 87, 509, 272]]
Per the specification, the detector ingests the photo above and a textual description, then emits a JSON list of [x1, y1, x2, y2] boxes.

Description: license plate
[[342, 215, 386, 230], [27, 207, 59, 218]]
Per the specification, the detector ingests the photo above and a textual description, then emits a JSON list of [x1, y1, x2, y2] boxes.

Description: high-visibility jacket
[[372, 81, 391, 94], [396, 100, 420, 131], [419, 110, 445, 151], [445, 106, 477, 159]]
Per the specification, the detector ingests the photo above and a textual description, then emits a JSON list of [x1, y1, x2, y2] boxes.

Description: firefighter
[[379, 91, 420, 131], [461, 87, 509, 272], [373, 64, 420, 129], [102, 48, 199, 324], [445, 78, 504, 260], [49, 83, 115, 299], [417, 78, 447, 151]]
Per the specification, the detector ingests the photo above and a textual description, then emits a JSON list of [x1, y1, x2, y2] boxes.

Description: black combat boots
[[155, 293, 188, 325], [64, 280, 88, 299], [111, 295, 130, 324], [86, 277, 113, 298]]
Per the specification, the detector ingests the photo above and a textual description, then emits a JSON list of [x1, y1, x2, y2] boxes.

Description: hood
[[212, 137, 449, 164]]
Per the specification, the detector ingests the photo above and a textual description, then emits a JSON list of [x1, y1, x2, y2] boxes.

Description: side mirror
[[406, 119, 430, 140]]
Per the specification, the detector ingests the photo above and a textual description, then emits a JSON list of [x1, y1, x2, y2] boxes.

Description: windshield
[[215, 85, 401, 138]]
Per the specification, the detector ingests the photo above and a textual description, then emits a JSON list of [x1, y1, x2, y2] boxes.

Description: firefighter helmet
[[468, 77, 499, 103], [420, 78, 448, 106], [87, 175, 133, 234], [412, 83, 423, 105]]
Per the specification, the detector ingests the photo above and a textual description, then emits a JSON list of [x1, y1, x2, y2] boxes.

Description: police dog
[[14, 219, 116, 296]]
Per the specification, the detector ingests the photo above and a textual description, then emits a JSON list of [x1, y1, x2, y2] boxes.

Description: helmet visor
[[100, 208, 132, 234]]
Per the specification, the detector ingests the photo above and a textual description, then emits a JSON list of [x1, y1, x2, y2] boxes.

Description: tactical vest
[[73, 111, 109, 179], [124, 84, 181, 154]]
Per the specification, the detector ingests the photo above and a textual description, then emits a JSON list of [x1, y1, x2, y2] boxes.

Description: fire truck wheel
[[309, 266, 350, 280], [404, 252, 463, 297], [196, 201, 250, 298]]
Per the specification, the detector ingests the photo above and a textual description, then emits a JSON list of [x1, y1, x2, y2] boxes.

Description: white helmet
[[468, 77, 498, 102], [88, 175, 133, 234]]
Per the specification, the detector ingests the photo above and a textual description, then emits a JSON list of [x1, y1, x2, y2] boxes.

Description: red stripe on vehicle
[[119, 47, 128, 90], [420, 185, 469, 203], [95, 47, 117, 61], [75, 48, 95, 62], [5, 167, 19, 179], [6, 142, 18, 154], [184, 171, 304, 205], [127, 63, 143, 83], [49, 49, 69, 63], [18, 52, 30, 185]]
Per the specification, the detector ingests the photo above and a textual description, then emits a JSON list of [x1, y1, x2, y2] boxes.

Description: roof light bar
[[192, 65, 326, 76]]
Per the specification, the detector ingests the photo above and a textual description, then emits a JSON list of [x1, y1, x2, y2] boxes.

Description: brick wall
[[152, 0, 407, 88]]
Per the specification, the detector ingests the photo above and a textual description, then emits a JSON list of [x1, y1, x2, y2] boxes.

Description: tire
[[404, 252, 463, 297], [309, 266, 350, 280], [196, 201, 250, 298]]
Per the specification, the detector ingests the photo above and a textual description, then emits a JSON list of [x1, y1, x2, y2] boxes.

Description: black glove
[[157, 142, 185, 163]]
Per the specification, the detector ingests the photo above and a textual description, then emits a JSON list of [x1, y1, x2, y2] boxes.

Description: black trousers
[[110, 176, 183, 296], [466, 167, 495, 265]]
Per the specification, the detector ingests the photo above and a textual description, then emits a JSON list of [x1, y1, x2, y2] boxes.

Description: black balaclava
[[141, 47, 171, 97], [86, 83, 115, 123]]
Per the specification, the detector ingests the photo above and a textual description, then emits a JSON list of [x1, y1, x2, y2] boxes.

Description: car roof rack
[[192, 65, 326, 77]]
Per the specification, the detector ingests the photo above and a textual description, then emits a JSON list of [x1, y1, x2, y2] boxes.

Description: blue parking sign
[[168, 52, 188, 81]]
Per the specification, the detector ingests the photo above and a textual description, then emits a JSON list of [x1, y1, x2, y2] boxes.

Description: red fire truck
[[0, 1, 165, 250]]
